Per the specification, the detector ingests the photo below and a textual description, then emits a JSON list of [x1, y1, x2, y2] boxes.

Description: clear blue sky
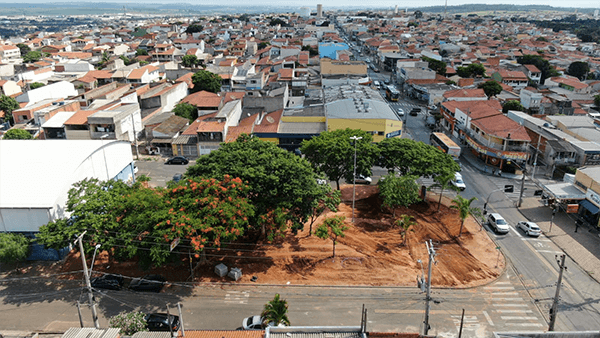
[[0, 0, 596, 8]]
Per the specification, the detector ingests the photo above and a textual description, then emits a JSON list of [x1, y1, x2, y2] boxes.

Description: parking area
[[135, 156, 193, 187]]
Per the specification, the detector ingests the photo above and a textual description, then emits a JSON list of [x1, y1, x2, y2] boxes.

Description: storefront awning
[[579, 200, 599, 215]]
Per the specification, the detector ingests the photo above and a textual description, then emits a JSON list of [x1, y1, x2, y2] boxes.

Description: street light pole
[[100, 134, 110, 180], [350, 136, 363, 223], [89, 244, 101, 278], [548, 254, 567, 331], [74, 232, 100, 329]]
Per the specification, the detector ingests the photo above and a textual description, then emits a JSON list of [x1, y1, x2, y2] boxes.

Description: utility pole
[[350, 136, 362, 223], [423, 239, 436, 336], [75, 231, 100, 329], [548, 254, 567, 331], [517, 166, 526, 208]]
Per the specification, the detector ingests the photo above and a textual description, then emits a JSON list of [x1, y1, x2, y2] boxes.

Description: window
[[575, 180, 587, 191], [378, 131, 384, 136]]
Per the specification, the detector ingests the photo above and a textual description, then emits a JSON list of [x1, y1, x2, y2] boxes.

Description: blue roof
[[318, 42, 349, 60]]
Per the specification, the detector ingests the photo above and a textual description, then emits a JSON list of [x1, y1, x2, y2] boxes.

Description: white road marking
[[501, 316, 539, 320], [522, 238, 551, 242], [483, 311, 494, 326], [495, 309, 533, 313], [493, 304, 528, 307], [537, 250, 565, 254], [483, 286, 514, 290], [495, 281, 511, 285], [491, 297, 524, 301], [510, 226, 523, 238], [505, 323, 544, 327], [492, 292, 519, 296]]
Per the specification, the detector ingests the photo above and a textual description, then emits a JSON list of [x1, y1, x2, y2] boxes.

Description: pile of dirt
[[11, 185, 502, 288]]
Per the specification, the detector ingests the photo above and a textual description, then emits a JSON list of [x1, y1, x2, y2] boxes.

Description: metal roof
[[61, 328, 120, 338], [542, 182, 585, 200]]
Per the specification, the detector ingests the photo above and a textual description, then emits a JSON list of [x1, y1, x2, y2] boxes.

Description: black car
[[129, 274, 166, 292], [165, 156, 189, 165], [91, 274, 124, 290], [409, 108, 421, 116], [145, 313, 180, 332]]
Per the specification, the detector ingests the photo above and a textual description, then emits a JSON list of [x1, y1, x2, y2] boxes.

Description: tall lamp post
[[350, 136, 363, 223], [100, 134, 110, 180]]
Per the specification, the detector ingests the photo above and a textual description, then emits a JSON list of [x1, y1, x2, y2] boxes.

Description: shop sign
[[586, 190, 600, 207], [567, 204, 579, 213]]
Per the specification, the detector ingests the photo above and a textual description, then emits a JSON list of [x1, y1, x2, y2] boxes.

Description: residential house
[[16, 81, 78, 106], [0, 45, 20, 62], [196, 99, 243, 154], [127, 65, 160, 84], [0, 80, 21, 96], [545, 76, 590, 94], [523, 64, 542, 85], [520, 87, 543, 112], [148, 114, 189, 155], [87, 102, 143, 142], [491, 69, 528, 91]]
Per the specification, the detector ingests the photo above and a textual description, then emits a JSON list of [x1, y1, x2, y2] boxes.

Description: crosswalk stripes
[[483, 281, 544, 328], [486, 176, 541, 201], [224, 291, 249, 304]]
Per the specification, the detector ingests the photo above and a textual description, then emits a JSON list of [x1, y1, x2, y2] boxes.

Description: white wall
[[17, 81, 78, 105]]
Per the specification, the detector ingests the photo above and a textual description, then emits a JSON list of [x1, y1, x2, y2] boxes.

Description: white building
[[16, 81, 78, 106], [0, 140, 135, 232]]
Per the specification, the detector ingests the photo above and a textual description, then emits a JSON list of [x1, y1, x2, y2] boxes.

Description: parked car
[[242, 315, 286, 330], [354, 174, 372, 185], [173, 173, 183, 182], [451, 172, 466, 191], [90, 274, 124, 290], [316, 178, 328, 185], [145, 313, 180, 332], [517, 221, 541, 237], [129, 274, 166, 292], [409, 108, 421, 116], [487, 213, 510, 234], [165, 156, 189, 165], [396, 108, 405, 117]]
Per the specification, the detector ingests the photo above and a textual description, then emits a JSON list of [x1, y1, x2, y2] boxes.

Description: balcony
[[465, 129, 528, 152]]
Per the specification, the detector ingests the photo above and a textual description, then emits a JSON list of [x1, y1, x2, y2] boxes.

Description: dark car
[[91, 274, 124, 290], [129, 274, 166, 292], [145, 313, 180, 332], [409, 108, 421, 116], [173, 173, 183, 182], [165, 156, 189, 165]]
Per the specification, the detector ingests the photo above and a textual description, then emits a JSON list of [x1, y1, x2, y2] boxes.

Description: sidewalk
[[458, 140, 600, 283]]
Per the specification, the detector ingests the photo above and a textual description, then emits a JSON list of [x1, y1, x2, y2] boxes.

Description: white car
[[517, 221, 541, 237], [451, 172, 466, 191], [487, 213, 510, 234], [354, 174, 372, 185], [396, 108, 405, 117], [242, 316, 286, 330]]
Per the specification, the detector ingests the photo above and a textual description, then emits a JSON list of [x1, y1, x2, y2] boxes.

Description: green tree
[[378, 173, 420, 216], [0, 233, 30, 265], [0, 94, 19, 125], [3, 129, 33, 139], [566, 61, 589, 81], [269, 18, 288, 27], [136, 48, 148, 56], [307, 188, 341, 235], [258, 42, 270, 50], [182, 55, 199, 68], [377, 138, 459, 179], [191, 70, 222, 93], [301, 45, 318, 57], [456, 63, 486, 78], [502, 100, 525, 114], [594, 94, 600, 108], [185, 24, 204, 34], [173, 102, 197, 123], [23, 50, 42, 63], [186, 134, 325, 240], [429, 172, 458, 212], [315, 215, 348, 258], [450, 195, 481, 237], [109, 311, 148, 335], [301, 128, 379, 190], [414, 10, 423, 19], [517, 54, 559, 84], [16, 43, 31, 56], [30, 82, 45, 90], [422, 56, 446, 76], [261, 294, 291, 327], [479, 80, 502, 98], [394, 215, 416, 246]]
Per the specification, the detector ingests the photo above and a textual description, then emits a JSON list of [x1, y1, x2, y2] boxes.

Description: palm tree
[[429, 173, 458, 212], [395, 214, 417, 246], [261, 294, 291, 327], [450, 195, 482, 237]]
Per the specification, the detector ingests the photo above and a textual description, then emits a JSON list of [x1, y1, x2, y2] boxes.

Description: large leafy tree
[[135, 49, 148, 56], [595, 94, 600, 108], [450, 195, 481, 237], [502, 100, 525, 114], [23, 50, 42, 63], [421, 56, 446, 76], [300, 128, 379, 190], [16, 43, 31, 56], [378, 173, 420, 216], [173, 102, 198, 123], [315, 215, 347, 258], [456, 63, 486, 78], [186, 134, 325, 240], [185, 24, 204, 34], [182, 55, 199, 68], [479, 80, 502, 99], [517, 54, 560, 85], [3, 129, 32, 139], [261, 294, 291, 327], [566, 61, 589, 81], [109, 311, 147, 335], [377, 138, 459, 179], [0, 233, 30, 265], [191, 70, 222, 93], [0, 95, 19, 125]]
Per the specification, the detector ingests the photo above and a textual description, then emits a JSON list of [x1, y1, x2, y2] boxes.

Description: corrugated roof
[[42, 111, 76, 128], [180, 330, 264, 338], [61, 328, 121, 338]]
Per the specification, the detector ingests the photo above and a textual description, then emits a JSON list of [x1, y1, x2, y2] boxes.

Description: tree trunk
[[458, 219, 465, 237], [332, 241, 336, 258], [437, 188, 444, 212], [335, 180, 340, 190]]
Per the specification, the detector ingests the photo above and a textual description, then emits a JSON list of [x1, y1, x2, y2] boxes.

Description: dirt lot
[[10, 185, 503, 288]]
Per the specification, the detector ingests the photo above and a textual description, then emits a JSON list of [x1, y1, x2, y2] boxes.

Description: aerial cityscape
[[1, 2, 600, 338]]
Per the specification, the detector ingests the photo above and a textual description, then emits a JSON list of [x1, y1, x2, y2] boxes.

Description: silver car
[[487, 213, 510, 234], [517, 221, 541, 237]]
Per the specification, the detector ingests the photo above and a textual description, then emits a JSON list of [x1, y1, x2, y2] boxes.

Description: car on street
[[173, 173, 183, 182], [396, 108, 405, 117], [145, 313, 180, 332], [242, 315, 287, 330], [517, 221, 541, 237], [451, 172, 466, 191], [129, 274, 166, 292], [165, 156, 189, 165], [354, 174, 372, 185], [90, 274, 124, 290], [409, 107, 421, 116], [487, 213, 510, 234]]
